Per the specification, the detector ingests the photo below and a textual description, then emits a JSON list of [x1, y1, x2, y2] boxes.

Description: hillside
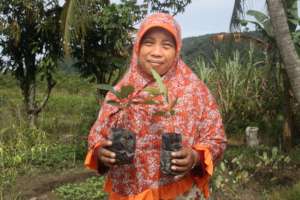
[[181, 31, 266, 67]]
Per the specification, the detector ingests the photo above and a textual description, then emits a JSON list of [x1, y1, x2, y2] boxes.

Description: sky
[[173, 0, 267, 37], [110, 0, 267, 38]]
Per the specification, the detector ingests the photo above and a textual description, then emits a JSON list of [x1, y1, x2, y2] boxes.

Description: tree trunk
[[267, 0, 300, 103], [22, 55, 38, 128], [282, 69, 293, 151], [28, 80, 38, 128]]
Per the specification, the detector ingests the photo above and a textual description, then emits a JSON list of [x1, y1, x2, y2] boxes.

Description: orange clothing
[[85, 13, 227, 200]]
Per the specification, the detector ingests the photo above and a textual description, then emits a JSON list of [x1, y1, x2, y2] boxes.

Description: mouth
[[148, 60, 163, 66]]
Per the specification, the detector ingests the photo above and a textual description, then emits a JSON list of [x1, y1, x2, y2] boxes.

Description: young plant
[[97, 83, 159, 165], [97, 84, 136, 165], [145, 68, 178, 117], [146, 68, 182, 176], [97, 84, 135, 108]]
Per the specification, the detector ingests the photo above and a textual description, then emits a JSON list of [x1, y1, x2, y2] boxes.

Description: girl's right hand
[[97, 140, 116, 167]]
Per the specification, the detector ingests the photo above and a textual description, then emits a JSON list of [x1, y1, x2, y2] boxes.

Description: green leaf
[[246, 10, 273, 37], [144, 87, 161, 96], [169, 97, 178, 110], [97, 84, 121, 99], [106, 100, 121, 107], [118, 85, 134, 99], [170, 109, 176, 115], [150, 68, 168, 102], [97, 84, 115, 92], [238, 19, 248, 27], [142, 99, 158, 105], [154, 111, 166, 116], [288, 18, 299, 26], [247, 10, 269, 25]]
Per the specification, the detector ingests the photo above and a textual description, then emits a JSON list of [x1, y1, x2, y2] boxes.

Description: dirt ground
[[4, 167, 97, 200], [4, 163, 300, 200]]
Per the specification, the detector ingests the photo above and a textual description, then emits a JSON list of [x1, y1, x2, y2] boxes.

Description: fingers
[[98, 147, 116, 166], [101, 140, 113, 147], [99, 147, 115, 158], [172, 156, 190, 166], [171, 164, 189, 172], [171, 149, 188, 158], [97, 140, 116, 167], [171, 148, 194, 173], [100, 154, 116, 167]]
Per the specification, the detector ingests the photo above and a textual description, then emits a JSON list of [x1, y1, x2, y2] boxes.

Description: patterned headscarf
[[115, 12, 182, 96], [93, 12, 185, 131]]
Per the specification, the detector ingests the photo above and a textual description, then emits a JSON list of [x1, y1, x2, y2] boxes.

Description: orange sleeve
[[84, 142, 103, 170], [191, 144, 213, 199], [84, 142, 109, 174], [85, 93, 120, 173], [190, 83, 227, 198]]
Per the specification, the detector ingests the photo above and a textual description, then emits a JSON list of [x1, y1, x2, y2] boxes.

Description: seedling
[[97, 70, 182, 171], [97, 84, 136, 165], [97, 82, 160, 165], [147, 68, 182, 176], [144, 68, 178, 117]]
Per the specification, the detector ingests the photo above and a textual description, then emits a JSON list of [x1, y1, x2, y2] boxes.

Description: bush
[[0, 72, 100, 197], [212, 145, 292, 197], [55, 176, 107, 200], [269, 182, 300, 200], [193, 49, 284, 141]]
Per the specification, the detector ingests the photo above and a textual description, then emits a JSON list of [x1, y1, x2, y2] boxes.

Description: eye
[[142, 39, 154, 46], [163, 42, 175, 49]]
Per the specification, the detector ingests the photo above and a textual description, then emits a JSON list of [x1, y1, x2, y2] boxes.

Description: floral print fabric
[[85, 13, 227, 199]]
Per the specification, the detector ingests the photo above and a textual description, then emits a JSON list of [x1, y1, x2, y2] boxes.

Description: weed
[[55, 176, 107, 200]]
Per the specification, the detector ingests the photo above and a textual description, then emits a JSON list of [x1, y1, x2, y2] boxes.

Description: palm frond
[[60, 0, 92, 56], [230, 0, 247, 32]]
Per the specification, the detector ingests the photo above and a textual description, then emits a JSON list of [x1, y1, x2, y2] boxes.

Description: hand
[[97, 140, 116, 167], [171, 148, 199, 179]]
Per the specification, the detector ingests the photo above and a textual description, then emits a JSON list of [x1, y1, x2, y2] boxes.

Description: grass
[[0, 56, 300, 199], [0, 72, 100, 198], [55, 177, 107, 200], [268, 182, 300, 200]]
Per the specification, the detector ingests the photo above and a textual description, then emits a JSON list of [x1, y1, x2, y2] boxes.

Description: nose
[[150, 44, 163, 57]]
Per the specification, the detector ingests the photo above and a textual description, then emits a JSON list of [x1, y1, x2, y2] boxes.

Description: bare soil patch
[[5, 167, 97, 200]]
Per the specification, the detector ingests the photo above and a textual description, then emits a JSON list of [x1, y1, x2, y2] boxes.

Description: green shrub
[[55, 176, 107, 200], [194, 49, 283, 141], [212, 146, 292, 198], [269, 182, 300, 200], [0, 72, 102, 196]]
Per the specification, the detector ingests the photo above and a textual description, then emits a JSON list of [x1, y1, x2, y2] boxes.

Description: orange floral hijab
[[86, 12, 227, 199], [112, 12, 182, 101], [94, 12, 184, 131]]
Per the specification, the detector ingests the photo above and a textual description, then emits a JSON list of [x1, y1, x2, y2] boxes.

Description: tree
[[60, 0, 192, 91], [142, 0, 191, 15], [60, 0, 144, 100], [230, 0, 300, 150], [266, 0, 300, 103], [0, 0, 62, 127], [267, 0, 300, 150]]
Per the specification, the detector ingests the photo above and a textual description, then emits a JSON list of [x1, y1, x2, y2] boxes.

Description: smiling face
[[138, 27, 177, 76]]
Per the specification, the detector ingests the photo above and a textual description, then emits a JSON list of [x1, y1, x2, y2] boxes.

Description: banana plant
[[239, 10, 274, 41]]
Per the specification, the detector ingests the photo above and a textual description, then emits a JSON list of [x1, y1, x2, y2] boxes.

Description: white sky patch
[[109, 0, 268, 37], [34, 0, 300, 38]]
